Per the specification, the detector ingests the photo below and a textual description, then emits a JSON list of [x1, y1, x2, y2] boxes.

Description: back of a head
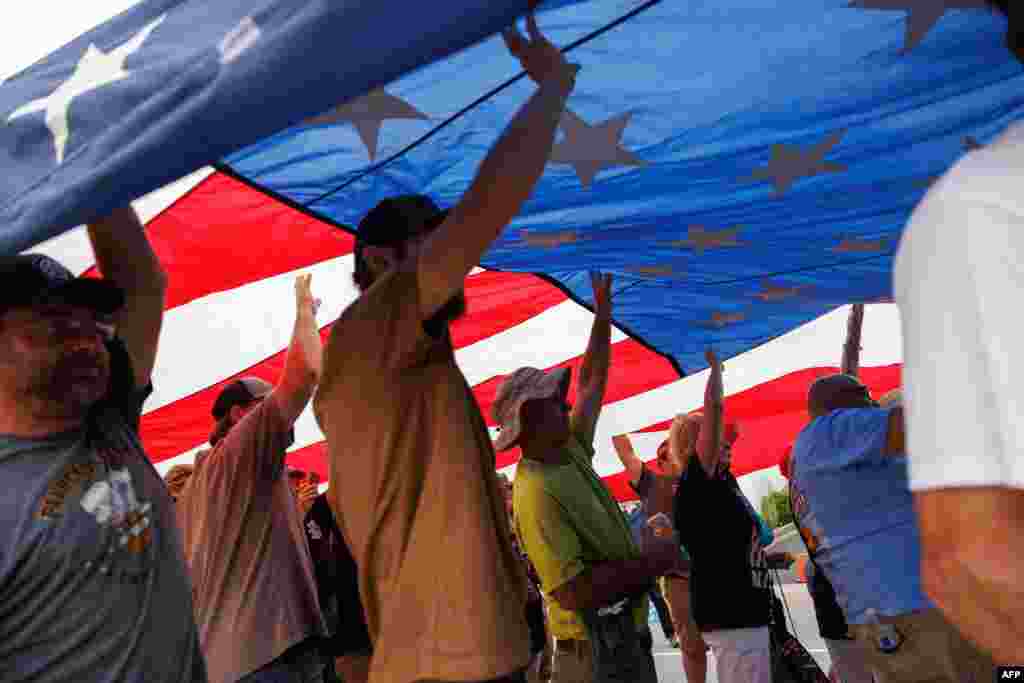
[[807, 373, 873, 418], [353, 195, 447, 291]]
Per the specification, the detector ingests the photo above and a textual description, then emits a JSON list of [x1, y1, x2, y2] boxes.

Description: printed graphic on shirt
[[80, 468, 153, 554], [790, 483, 823, 556], [749, 522, 770, 589], [37, 461, 101, 519], [306, 519, 323, 541]]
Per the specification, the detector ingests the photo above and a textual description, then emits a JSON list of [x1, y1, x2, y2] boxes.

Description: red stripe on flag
[[85, 172, 355, 309], [141, 326, 333, 461], [451, 271, 567, 348], [629, 364, 902, 479]]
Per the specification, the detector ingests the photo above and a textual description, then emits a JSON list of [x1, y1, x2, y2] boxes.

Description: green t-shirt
[[514, 432, 648, 640]]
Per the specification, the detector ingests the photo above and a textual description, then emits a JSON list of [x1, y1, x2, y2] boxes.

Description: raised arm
[[87, 206, 167, 389], [571, 273, 613, 445], [612, 434, 644, 486], [417, 15, 577, 320], [696, 349, 724, 476], [840, 304, 864, 377], [268, 274, 323, 425]]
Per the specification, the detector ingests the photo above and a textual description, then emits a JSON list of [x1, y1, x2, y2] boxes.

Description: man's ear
[[229, 404, 246, 423], [361, 244, 398, 275]]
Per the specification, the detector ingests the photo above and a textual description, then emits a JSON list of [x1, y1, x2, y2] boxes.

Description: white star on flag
[[751, 281, 807, 302], [665, 226, 744, 254], [7, 15, 166, 164], [750, 130, 847, 196], [848, 0, 991, 53], [549, 110, 646, 187], [304, 88, 429, 161]]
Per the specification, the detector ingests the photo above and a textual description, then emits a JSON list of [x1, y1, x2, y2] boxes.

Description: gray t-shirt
[[0, 339, 206, 682]]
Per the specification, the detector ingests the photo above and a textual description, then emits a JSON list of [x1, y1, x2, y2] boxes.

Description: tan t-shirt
[[314, 263, 530, 683], [177, 399, 326, 683]]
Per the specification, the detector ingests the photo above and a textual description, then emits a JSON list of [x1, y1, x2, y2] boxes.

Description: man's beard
[[21, 349, 110, 419]]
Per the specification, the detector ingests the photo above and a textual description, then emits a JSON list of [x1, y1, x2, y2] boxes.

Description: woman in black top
[[672, 350, 774, 683]]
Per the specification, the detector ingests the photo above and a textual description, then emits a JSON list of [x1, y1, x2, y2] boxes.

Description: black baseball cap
[[0, 254, 124, 316], [211, 377, 273, 419], [356, 195, 449, 248]]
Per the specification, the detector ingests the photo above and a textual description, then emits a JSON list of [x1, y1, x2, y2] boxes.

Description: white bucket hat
[[492, 366, 572, 452]]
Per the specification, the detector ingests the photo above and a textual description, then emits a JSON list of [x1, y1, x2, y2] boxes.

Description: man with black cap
[[789, 372, 993, 681], [894, 0, 1024, 665], [0, 207, 207, 681], [314, 15, 577, 683], [176, 273, 326, 683]]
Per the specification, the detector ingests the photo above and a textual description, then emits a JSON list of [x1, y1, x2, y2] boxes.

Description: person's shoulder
[[514, 460, 552, 493], [563, 431, 596, 464], [340, 263, 418, 325], [514, 466, 561, 513], [923, 127, 1024, 213]]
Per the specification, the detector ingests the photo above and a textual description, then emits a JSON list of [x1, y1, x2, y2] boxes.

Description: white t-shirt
[[894, 121, 1024, 491]]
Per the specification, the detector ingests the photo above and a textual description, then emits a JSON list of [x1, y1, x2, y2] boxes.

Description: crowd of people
[[0, 2, 1020, 682]]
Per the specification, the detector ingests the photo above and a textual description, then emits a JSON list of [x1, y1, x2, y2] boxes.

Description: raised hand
[[503, 14, 579, 92], [295, 273, 321, 318], [296, 480, 318, 516]]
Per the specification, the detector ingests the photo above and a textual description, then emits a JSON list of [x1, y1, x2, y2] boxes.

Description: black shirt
[[673, 455, 771, 631], [304, 494, 373, 656]]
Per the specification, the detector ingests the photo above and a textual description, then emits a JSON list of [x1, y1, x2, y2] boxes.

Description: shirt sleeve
[[824, 408, 895, 469], [896, 191, 1024, 491], [755, 511, 774, 547], [102, 337, 153, 431], [515, 489, 587, 596], [210, 396, 295, 481]]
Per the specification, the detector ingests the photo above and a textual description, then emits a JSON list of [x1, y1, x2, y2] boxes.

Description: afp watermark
[[998, 667, 1024, 680]]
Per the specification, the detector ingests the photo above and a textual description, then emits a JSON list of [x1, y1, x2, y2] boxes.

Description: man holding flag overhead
[[314, 15, 578, 683], [0, 206, 206, 682]]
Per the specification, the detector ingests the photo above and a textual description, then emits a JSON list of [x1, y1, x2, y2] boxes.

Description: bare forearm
[[918, 487, 1024, 664], [276, 309, 322, 421], [87, 206, 166, 293], [417, 79, 572, 319], [840, 304, 864, 376], [578, 310, 611, 393], [285, 310, 322, 385], [923, 545, 1024, 664], [445, 81, 570, 262], [561, 557, 661, 611], [612, 437, 643, 482], [697, 366, 723, 472]]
